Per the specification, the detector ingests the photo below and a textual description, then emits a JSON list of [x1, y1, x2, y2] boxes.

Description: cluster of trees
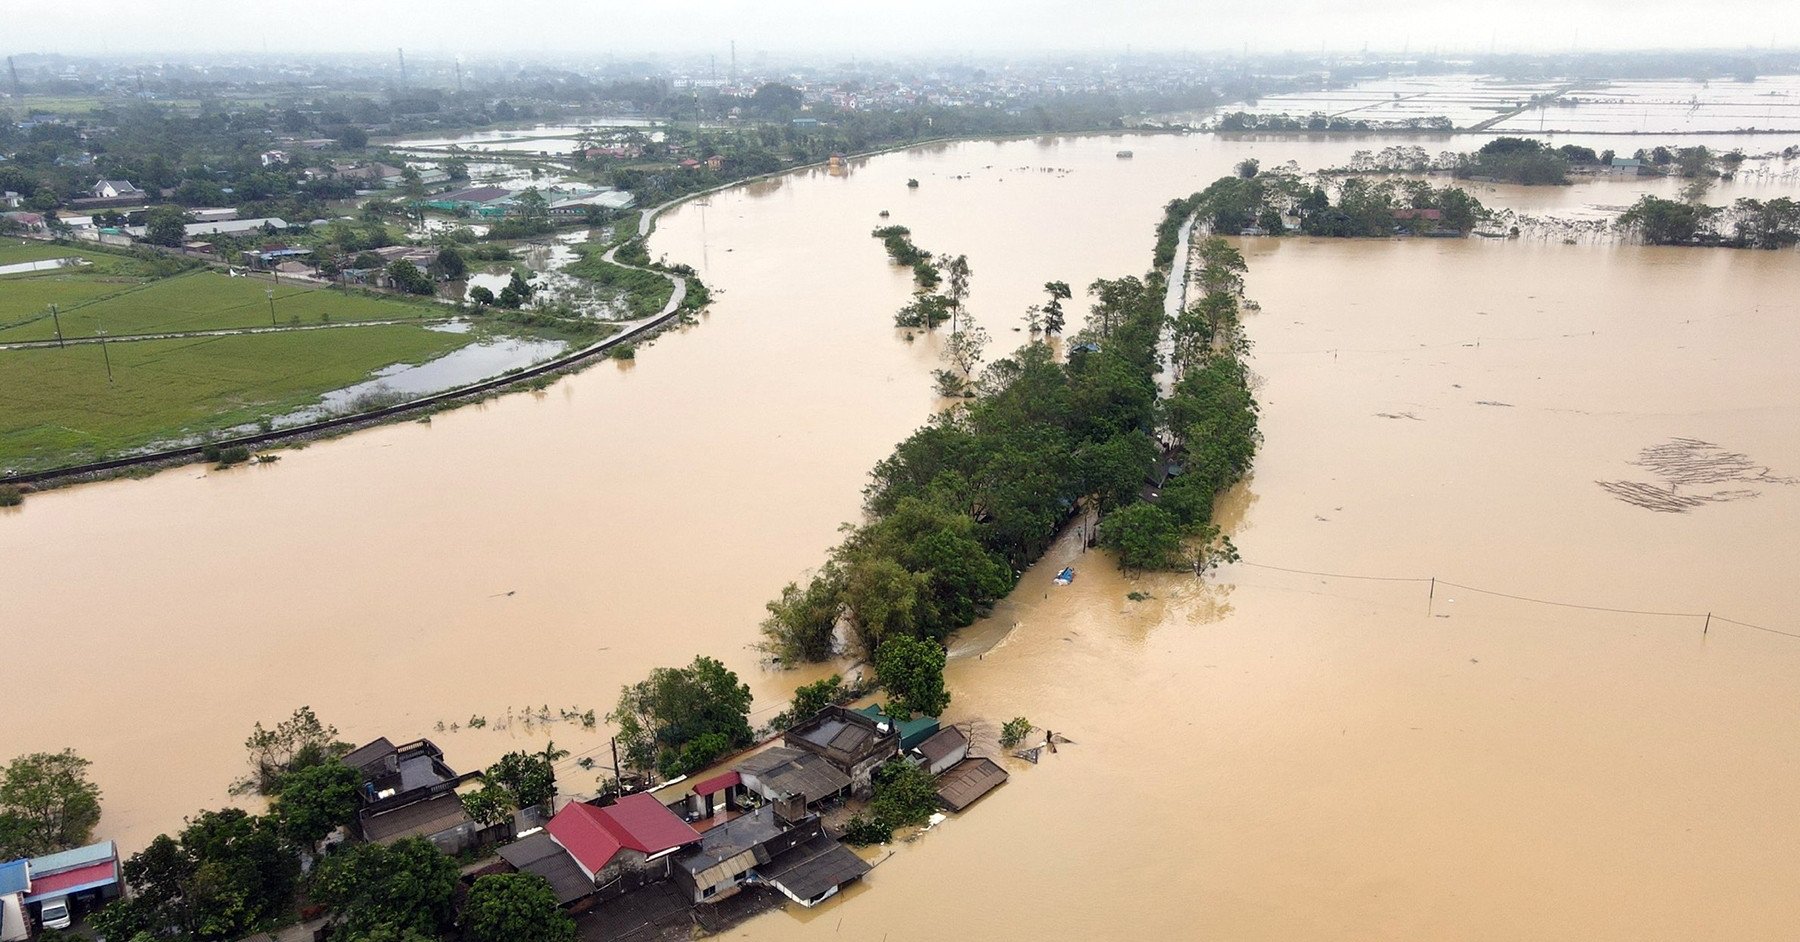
[[1619, 194, 1800, 248], [609, 656, 756, 780], [1216, 111, 1454, 132], [1173, 171, 1487, 238], [842, 761, 941, 845], [1099, 235, 1257, 573], [1451, 137, 1578, 185], [872, 225, 941, 289]]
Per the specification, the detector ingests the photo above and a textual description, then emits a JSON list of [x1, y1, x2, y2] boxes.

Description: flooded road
[[5, 130, 1800, 937]]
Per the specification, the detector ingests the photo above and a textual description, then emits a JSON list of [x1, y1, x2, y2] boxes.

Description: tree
[[0, 750, 102, 859], [1000, 717, 1033, 748], [758, 571, 844, 663], [429, 246, 466, 280], [468, 285, 495, 306], [309, 838, 457, 938], [609, 656, 755, 780], [938, 254, 972, 332], [772, 675, 849, 730], [273, 760, 358, 846], [461, 784, 515, 828], [514, 186, 549, 220], [1099, 502, 1183, 572], [484, 747, 563, 811], [143, 206, 190, 247], [1619, 195, 1719, 245], [462, 873, 575, 942], [386, 259, 434, 295], [1040, 281, 1072, 335], [238, 706, 350, 796], [942, 324, 989, 382], [875, 636, 951, 718], [1235, 157, 1260, 178]]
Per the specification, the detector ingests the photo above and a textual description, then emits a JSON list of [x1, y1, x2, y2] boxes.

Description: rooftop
[[546, 794, 700, 874], [360, 792, 470, 844], [757, 834, 870, 902], [737, 748, 850, 804], [935, 757, 1008, 812], [25, 841, 115, 876], [675, 805, 788, 876], [498, 831, 592, 905], [0, 859, 28, 895], [914, 725, 969, 766]]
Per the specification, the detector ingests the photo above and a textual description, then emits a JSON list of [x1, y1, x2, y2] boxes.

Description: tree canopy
[[461, 873, 575, 942], [610, 656, 755, 780], [875, 636, 952, 718], [0, 749, 103, 859], [308, 837, 459, 939]]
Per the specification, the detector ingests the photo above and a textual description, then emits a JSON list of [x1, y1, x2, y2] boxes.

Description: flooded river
[[5, 130, 1799, 938]]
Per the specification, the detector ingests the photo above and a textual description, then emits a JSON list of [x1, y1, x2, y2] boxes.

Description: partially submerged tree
[[875, 635, 951, 719], [238, 706, 351, 796], [609, 656, 754, 780], [309, 837, 458, 939], [273, 759, 359, 846]]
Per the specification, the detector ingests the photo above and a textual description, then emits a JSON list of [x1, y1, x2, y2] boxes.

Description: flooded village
[[5, 19, 1800, 942]]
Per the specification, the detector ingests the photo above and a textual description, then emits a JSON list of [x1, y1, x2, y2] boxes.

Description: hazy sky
[[5, 0, 1798, 58]]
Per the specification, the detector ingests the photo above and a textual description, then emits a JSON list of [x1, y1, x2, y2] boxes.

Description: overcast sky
[[5, 0, 1798, 58]]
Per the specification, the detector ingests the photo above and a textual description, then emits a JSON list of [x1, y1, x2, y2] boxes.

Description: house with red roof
[[542, 794, 703, 892]]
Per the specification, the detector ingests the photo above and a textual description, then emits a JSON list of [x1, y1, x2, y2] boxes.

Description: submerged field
[[0, 325, 473, 471]]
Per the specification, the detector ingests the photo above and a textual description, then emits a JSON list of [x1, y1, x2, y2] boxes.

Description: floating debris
[[1053, 567, 1075, 585], [1598, 437, 1793, 512]]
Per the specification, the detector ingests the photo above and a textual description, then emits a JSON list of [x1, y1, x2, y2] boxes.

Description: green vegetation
[[566, 246, 675, 318], [0, 485, 21, 507], [872, 225, 941, 289], [769, 674, 852, 731], [272, 760, 359, 846], [0, 324, 471, 473], [609, 656, 755, 780], [1619, 194, 1800, 248], [309, 838, 459, 939], [1454, 137, 1573, 185], [0, 267, 442, 342], [1000, 717, 1033, 749], [238, 706, 352, 796], [91, 809, 299, 942], [843, 762, 941, 845], [462, 873, 576, 942], [483, 746, 565, 811], [0, 750, 103, 860], [876, 636, 953, 718]]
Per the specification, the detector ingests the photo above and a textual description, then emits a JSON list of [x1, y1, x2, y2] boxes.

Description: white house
[[91, 180, 145, 200]]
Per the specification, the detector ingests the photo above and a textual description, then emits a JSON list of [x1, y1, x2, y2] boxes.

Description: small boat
[[1053, 567, 1075, 586], [1116, 150, 1134, 159]]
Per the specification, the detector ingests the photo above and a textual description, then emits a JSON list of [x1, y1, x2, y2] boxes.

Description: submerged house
[[934, 757, 1008, 812], [911, 725, 970, 776], [344, 738, 489, 852], [784, 705, 900, 794], [672, 805, 870, 908], [735, 747, 851, 818], [511, 794, 703, 904]]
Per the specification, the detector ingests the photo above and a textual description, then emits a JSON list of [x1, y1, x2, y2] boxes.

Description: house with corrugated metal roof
[[539, 794, 702, 898], [1, 841, 124, 934], [785, 705, 900, 795], [854, 704, 940, 751], [911, 725, 970, 776]]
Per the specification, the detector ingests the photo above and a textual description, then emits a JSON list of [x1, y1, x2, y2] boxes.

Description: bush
[[218, 445, 252, 466], [612, 343, 636, 360], [0, 485, 21, 507], [1000, 717, 1032, 749]]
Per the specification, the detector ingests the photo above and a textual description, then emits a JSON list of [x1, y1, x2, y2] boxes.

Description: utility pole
[[97, 329, 113, 383], [49, 304, 64, 348], [266, 286, 276, 326], [610, 737, 621, 791], [397, 47, 407, 87]]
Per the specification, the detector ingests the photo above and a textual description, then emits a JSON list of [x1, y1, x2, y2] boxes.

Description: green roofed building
[[855, 704, 940, 751]]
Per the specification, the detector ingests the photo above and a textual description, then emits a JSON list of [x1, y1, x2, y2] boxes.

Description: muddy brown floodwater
[[5, 130, 1800, 939]]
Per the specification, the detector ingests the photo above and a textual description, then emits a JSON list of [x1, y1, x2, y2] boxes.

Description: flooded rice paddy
[[4, 128, 1800, 938]]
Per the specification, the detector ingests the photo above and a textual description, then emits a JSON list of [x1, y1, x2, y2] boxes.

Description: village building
[[854, 704, 940, 750], [1610, 157, 1643, 175], [934, 757, 1008, 812], [0, 841, 124, 935], [910, 725, 970, 776], [90, 179, 144, 201], [126, 216, 289, 241], [425, 185, 515, 217], [343, 737, 491, 852], [670, 805, 868, 907], [535, 794, 703, 900], [734, 747, 851, 817], [782, 705, 901, 795]]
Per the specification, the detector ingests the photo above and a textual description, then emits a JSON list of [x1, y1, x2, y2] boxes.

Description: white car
[[39, 896, 73, 930]]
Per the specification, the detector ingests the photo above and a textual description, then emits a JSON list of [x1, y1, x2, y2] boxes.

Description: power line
[[1232, 560, 1795, 641]]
